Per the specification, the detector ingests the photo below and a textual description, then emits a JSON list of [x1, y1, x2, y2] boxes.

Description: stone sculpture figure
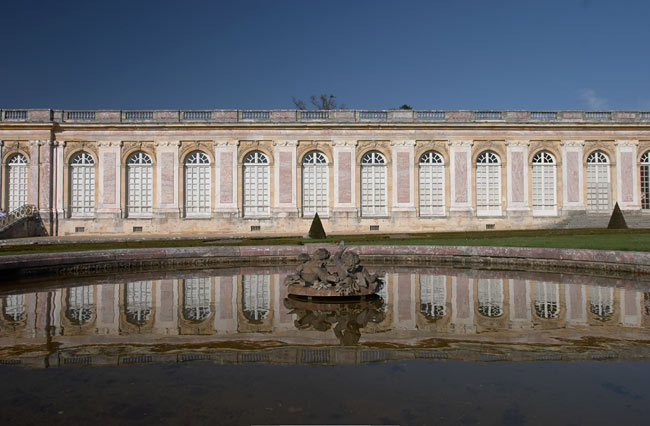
[[284, 242, 383, 297]]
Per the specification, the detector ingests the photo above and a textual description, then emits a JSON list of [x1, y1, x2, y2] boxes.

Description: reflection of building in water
[[534, 282, 560, 319], [238, 274, 274, 333], [589, 286, 615, 322], [3, 294, 26, 322], [1, 274, 649, 347], [477, 279, 504, 318], [66, 286, 95, 325], [179, 277, 214, 335], [183, 278, 211, 321], [419, 275, 446, 320]]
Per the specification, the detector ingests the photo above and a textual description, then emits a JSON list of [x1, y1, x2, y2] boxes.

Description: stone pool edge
[[1, 244, 650, 282]]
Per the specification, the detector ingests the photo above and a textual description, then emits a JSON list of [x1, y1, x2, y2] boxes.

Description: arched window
[[242, 275, 270, 322], [420, 275, 446, 320], [586, 151, 610, 211], [644, 292, 650, 316], [127, 152, 153, 217], [243, 151, 270, 217], [419, 151, 445, 216], [184, 151, 211, 216], [477, 278, 503, 318], [183, 277, 211, 321], [476, 151, 501, 215], [70, 152, 95, 217], [533, 282, 559, 319], [66, 285, 95, 325], [125, 281, 152, 325], [7, 154, 28, 212], [302, 151, 329, 216], [360, 151, 387, 216], [3, 294, 25, 322], [531, 151, 556, 214], [641, 151, 650, 210], [589, 286, 614, 321]]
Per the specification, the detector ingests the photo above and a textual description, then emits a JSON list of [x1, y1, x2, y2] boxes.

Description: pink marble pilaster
[[396, 152, 410, 204], [454, 152, 467, 203], [38, 142, 52, 209], [279, 151, 292, 204], [338, 151, 351, 204], [621, 152, 634, 203], [160, 152, 175, 204], [567, 152, 580, 203], [103, 153, 116, 205], [220, 152, 233, 204], [511, 152, 524, 203]]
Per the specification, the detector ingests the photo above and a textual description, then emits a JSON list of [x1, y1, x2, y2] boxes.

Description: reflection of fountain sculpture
[[284, 243, 384, 298], [284, 297, 386, 345]]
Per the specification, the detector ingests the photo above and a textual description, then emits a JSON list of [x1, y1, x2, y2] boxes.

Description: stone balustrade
[[3, 108, 650, 124]]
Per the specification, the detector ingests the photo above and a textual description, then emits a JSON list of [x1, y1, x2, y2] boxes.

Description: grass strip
[[1, 228, 650, 256]]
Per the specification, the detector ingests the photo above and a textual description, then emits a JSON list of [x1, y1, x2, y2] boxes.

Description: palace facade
[[1, 109, 650, 235]]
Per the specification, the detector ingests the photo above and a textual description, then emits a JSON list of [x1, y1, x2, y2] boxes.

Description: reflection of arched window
[[184, 151, 211, 216], [533, 282, 559, 319], [66, 286, 95, 325], [476, 151, 501, 215], [183, 277, 211, 321], [360, 151, 387, 216], [127, 152, 153, 216], [125, 281, 152, 325], [7, 154, 28, 212], [302, 151, 329, 216], [531, 151, 556, 214], [419, 151, 445, 216], [586, 151, 610, 211], [420, 275, 446, 319], [590, 286, 614, 321], [243, 151, 270, 217], [242, 275, 270, 321], [70, 152, 95, 217], [644, 292, 650, 316], [3, 294, 25, 322], [477, 279, 503, 317], [641, 151, 650, 210]]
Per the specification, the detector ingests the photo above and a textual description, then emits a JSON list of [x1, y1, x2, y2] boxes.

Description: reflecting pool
[[1, 266, 649, 425]]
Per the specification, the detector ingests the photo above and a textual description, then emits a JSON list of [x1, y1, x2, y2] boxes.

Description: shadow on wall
[[0, 213, 48, 239]]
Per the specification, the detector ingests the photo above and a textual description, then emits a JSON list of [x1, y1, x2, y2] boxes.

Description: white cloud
[[579, 89, 609, 110]]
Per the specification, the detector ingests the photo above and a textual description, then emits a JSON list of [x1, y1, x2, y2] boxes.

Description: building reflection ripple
[[1, 268, 649, 367]]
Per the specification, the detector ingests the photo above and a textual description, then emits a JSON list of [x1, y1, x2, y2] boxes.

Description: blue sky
[[1, 0, 649, 110]]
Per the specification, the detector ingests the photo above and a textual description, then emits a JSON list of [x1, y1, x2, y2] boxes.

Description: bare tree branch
[[292, 96, 307, 110]]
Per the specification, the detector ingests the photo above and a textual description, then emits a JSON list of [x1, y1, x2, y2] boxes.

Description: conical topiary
[[607, 202, 628, 229], [308, 212, 327, 239]]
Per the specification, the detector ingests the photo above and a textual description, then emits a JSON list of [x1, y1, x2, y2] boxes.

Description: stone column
[[561, 140, 585, 210], [615, 140, 639, 210], [451, 276, 475, 334], [0, 141, 3, 210], [54, 141, 65, 220], [390, 140, 416, 213], [213, 140, 239, 215], [506, 141, 530, 213], [28, 140, 40, 206], [448, 140, 473, 213], [332, 140, 358, 215], [38, 140, 54, 221], [96, 141, 122, 217], [272, 140, 298, 215], [154, 141, 180, 217]]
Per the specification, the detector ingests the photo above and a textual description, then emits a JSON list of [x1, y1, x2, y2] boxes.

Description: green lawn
[[1, 228, 650, 256]]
